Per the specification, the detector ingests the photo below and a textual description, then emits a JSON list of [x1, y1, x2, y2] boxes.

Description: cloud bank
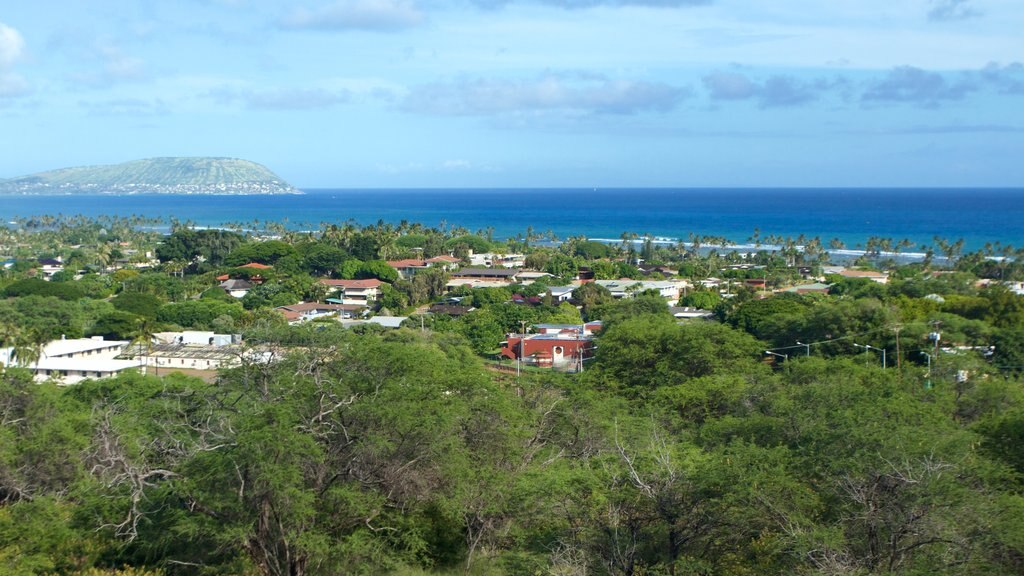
[[927, 0, 981, 22], [701, 63, 1023, 110], [702, 71, 843, 108], [401, 73, 690, 116]]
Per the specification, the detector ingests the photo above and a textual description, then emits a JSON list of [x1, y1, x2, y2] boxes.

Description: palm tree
[[130, 318, 158, 376], [6, 327, 46, 373]]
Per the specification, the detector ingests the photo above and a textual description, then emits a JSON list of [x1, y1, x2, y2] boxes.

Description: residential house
[[468, 252, 526, 268], [533, 321, 603, 336], [319, 278, 383, 306], [594, 279, 682, 301], [500, 332, 595, 372], [275, 302, 366, 324], [220, 278, 253, 298], [669, 307, 716, 320], [386, 256, 459, 280], [238, 262, 272, 270], [545, 286, 576, 303], [784, 282, 831, 295], [37, 257, 64, 280], [517, 271, 553, 283], [450, 268, 524, 286]]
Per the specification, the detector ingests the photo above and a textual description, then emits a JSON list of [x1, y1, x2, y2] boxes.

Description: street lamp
[[764, 350, 787, 362], [920, 351, 933, 389], [854, 343, 886, 368], [796, 341, 810, 357]]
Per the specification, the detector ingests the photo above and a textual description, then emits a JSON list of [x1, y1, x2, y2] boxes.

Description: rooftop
[[42, 337, 129, 358], [319, 278, 383, 289], [454, 268, 520, 277]]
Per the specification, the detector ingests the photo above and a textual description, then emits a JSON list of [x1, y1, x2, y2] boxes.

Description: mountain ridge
[[0, 157, 301, 195]]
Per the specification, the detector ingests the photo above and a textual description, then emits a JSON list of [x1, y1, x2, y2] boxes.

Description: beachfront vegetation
[[2, 216, 1024, 574]]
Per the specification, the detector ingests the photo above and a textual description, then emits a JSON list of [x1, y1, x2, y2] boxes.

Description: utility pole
[[929, 320, 942, 372], [893, 324, 902, 371], [921, 351, 933, 389], [517, 320, 528, 378]]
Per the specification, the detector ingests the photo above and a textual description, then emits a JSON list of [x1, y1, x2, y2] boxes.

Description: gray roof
[[220, 279, 253, 290], [454, 268, 520, 277]]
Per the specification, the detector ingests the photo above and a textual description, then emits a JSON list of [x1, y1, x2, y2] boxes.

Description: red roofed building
[[318, 278, 383, 306], [238, 262, 272, 270], [500, 332, 595, 372], [426, 255, 461, 265], [275, 302, 366, 323], [387, 256, 459, 279]]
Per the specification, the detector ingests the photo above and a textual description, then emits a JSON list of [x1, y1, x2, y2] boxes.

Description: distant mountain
[[0, 157, 301, 195]]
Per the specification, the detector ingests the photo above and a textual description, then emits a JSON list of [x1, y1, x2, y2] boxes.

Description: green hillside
[[0, 157, 300, 195]]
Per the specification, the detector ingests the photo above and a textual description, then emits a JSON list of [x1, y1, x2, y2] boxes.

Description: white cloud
[[0, 22, 27, 98], [0, 23, 24, 67], [281, 0, 425, 32]]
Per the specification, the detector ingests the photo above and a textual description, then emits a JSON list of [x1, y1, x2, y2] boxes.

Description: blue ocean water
[[2, 188, 1022, 252]]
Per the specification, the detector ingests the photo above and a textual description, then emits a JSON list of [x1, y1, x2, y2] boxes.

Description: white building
[[1, 336, 139, 385], [468, 252, 526, 268], [319, 278, 383, 305], [594, 279, 682, 301]]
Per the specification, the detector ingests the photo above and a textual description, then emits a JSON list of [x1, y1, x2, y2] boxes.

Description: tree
[[3, 278, 85, 301], [156, 299, 244, 329], [111, 291, 163, 319], [593, 316, 764, 390], [678, 289, 720, 310], [89, 311, 143, 341]]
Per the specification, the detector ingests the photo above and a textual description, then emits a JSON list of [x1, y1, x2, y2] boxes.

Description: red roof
[[319, 278, 383, 289], [426, 255, 460, 263], [276, 302, 365, 313], [239, 262, 272, 269], [216, 274, 230, 281], [387, 259, 427, 268]]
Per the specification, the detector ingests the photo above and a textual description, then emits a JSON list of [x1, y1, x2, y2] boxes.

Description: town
[[2, 215, 1024, 575]]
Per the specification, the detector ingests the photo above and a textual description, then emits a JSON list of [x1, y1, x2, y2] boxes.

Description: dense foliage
[[3, 217, 1024, 574]]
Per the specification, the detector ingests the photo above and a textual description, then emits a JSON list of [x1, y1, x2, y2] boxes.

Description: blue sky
[[0, 0, 1022, 187]]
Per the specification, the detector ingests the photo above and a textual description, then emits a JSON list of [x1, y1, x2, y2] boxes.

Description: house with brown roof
[[275, 302, 366, 324], [319, 278, 383, 306], [500, 332, 595, 372], [387, 256, 459, 280]]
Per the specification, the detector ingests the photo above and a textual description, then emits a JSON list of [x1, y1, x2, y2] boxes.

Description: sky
[[0, 0, 1022, 188]]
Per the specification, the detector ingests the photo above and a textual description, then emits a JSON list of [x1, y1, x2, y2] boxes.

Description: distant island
[[0, 157, 301, 195]]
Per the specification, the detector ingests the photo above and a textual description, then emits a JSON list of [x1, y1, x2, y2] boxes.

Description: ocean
[[2, 188, 1022, 252]]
